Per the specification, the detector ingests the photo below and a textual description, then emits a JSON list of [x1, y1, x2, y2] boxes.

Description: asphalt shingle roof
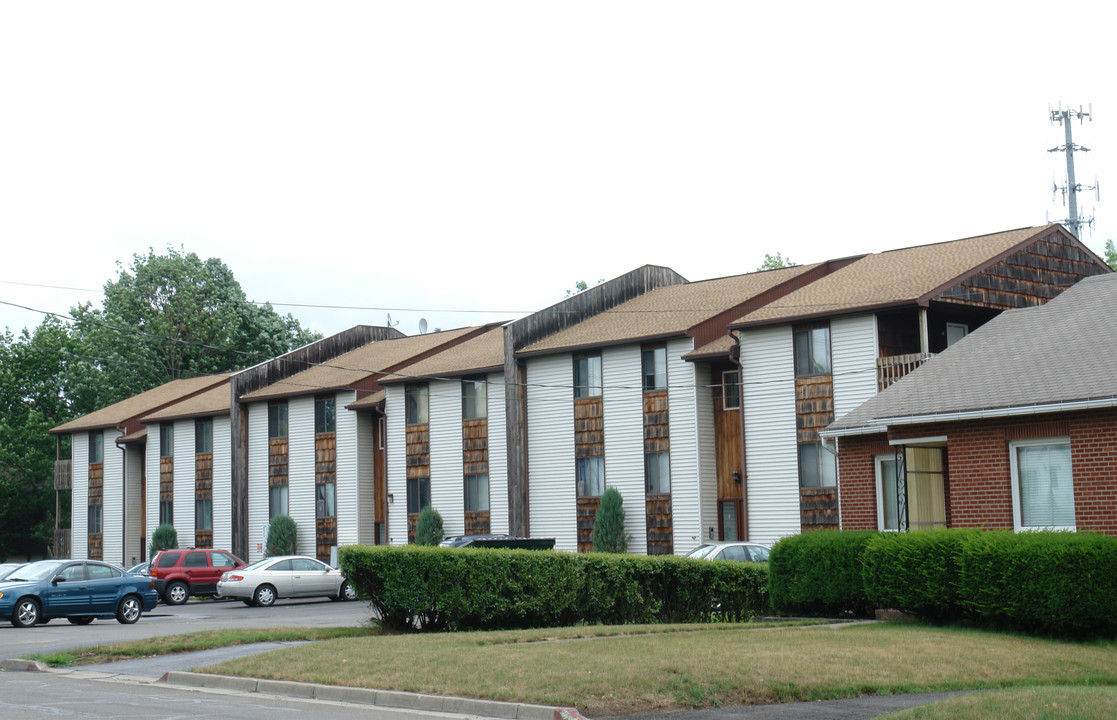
[[827, 272, 1117, 433], [50, 374, 231, 434]]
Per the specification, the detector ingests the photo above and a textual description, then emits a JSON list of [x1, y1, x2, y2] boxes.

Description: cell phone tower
[[1049, 103, 1099, 238]]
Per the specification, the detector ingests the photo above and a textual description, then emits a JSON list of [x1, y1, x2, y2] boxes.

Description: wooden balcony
[[877, 353, 932, 392], [54, 460, 72, 490]]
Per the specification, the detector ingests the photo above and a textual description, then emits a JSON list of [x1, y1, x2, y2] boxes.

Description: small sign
[[256, 543, 262, 551]]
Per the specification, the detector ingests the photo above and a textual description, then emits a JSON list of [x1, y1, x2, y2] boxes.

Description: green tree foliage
[[68, 247, 320, 413], [1105, 239, 1116, 270], [414, 506, 445, 546], [756, 252, 796, 271], [592, 487, 627, 553], [149, 523, 179, 556], [266, 515, 298, 557]]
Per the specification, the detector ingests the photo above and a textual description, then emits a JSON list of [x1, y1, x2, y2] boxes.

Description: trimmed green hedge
[[861, 529, 979, 622], [767, 531, 878, 617], [339, 545, 769, 631]]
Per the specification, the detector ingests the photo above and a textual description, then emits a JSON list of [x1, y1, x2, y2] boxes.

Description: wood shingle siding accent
[[315, 433, 336, 561], [643, 391, 669, 453], [795, 376, 834, 444], [88, 462, 103, 560], [160, 457, 174, 517], [465, 510, 490, 535], [462, 419, 488, 476], [643, 387, 672, 554], [577, 496, 600, 553], [574, 398, 604, 459], [406, 426, 430, 477], [269, 438, 288, 490], [195, 452, 213, 548], [645, 495, 673, 554], [800, 487, 839, 528]]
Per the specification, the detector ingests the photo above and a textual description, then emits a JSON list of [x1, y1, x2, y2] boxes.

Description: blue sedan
[[0, 559, 159, 627]]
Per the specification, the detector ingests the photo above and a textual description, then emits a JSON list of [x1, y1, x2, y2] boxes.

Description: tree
[[68, 247, 321, 412], [415, 506, 445, 546], [757, 253, 796, 271], [1105, 239, 1116, 271], [592, 487, 627, 553], [265, 515, 298, 557], [149, 523, 178, 557], [564, 279, 605, 298]]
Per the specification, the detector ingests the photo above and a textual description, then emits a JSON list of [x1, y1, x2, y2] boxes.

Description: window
[[645, 451, 670, 494], [160, 499, 173, 526], [270, 485, 289, 519], [195, 497, 212, 532], [798, 442, 836, 487], [211, 552, 239, 568], [722, 370, 740, 410], [88, 563, 119, 580], [573, 354, 602, 398], [642, 347, 667, 391], [719, 501, 739, 541], [268, 401, 288, 438], [195, 418, 213, 454], [793, 325, 831, 376], [156, 551, 181, 568], [405, 385, 429, 425], [59, 563, 86, 582], [88, 504, 102, 534], [317, 482, 336, 518], [875, 454, 901, 531], [407, 476, 431, 514], [1011, 438, 1074, 531], [576, 456, 605, 497], [315, 396, 335, 434], [464, 473, 489, 512], [462, 378, 487, 420], [88, 431, 103, 464], [184, 551, 207, 568], [160, 425, 174, 458], [945, 322, 969, 348]]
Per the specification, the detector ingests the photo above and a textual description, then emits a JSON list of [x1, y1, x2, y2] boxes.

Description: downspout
[[729, 331, 748, 541], [820, 434, 840, 529], [116, 425, 128, 567]]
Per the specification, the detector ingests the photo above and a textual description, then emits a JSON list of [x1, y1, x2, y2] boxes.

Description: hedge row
[[771, 529, 1117, 637], [339, 545, 769, 631]]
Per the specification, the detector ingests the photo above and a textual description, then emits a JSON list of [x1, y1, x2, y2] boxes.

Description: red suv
[[150, 548, 246, 605]]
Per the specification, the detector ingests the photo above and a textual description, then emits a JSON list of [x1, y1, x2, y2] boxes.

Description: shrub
[[415, 506, 444, 546], [266, 515, 298, 557], [768, 530, 877, 617], [149, 523, 178, 557], [339, 545, 769, 631], [862, 529, 979, 621], [592, 487, 627, 553]]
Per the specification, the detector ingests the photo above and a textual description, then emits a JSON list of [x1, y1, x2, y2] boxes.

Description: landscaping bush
[[768, 530, 877, 617], [956, 530, 1117, 638], [414, 507, 444, 546], [861, 529, 979, 621], [339, 545, 769, 631], [592, 487, 627, 553], [149, 523, 178, 556], [266, 515, 298, 557]]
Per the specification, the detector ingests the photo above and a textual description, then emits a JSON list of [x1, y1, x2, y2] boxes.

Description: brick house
[[823, 272, 1117, 535]]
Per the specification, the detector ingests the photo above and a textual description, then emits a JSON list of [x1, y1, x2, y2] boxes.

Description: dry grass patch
[[201, 623, 1117, 716]]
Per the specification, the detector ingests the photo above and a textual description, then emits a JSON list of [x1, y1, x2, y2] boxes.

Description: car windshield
[[6, 560, 67, 582], [686, 545, 716, 559]]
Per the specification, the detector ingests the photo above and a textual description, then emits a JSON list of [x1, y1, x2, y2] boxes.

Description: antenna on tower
[[1048, 103, 1099, 238]]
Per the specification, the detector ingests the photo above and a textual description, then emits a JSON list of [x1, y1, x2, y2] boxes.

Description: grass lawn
[[877, 686, 1117, 720], [185, 623, 1117, 716]]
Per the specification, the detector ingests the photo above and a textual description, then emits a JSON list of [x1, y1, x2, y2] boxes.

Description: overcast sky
[[1, 2, 1112, 342]]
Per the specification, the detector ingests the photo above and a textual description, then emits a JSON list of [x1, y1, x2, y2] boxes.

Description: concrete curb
[[160, 671, 587, 720], [1, 659, 51, 672]]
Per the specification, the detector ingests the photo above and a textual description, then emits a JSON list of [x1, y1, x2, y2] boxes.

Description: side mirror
[[52, 576, 66, 584]]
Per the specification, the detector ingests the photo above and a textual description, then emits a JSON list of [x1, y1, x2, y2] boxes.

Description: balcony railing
[[877, 352, 932, 392], [54, 460, 72, 490]]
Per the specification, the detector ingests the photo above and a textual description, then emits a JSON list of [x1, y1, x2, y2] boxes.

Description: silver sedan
[[216, 556, 357, 607]]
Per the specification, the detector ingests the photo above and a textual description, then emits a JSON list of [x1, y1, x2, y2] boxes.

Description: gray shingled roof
[[826, 272, 1117, 434]]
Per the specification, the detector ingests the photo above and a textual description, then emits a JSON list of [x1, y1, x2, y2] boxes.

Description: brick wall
[[837, 409, 1117, 535]]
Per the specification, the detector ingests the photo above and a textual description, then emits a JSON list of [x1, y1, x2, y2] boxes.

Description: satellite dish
[[418, 318, 428, 334], [386, 313, 398, 328]]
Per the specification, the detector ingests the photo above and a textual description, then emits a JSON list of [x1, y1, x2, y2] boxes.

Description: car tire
[[68, 616, 95, 625], [165, 581, 189, 605], [117, 595, 143, 624], [337, 580, 357, 601], [253, 584, 277, 607], [242, 599, 256, 607], [12, 597, 40, 628]]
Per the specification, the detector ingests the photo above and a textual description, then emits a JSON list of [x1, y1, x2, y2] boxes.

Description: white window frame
[[1009, 437, 1075, 532], [874, 453, 901, 532]]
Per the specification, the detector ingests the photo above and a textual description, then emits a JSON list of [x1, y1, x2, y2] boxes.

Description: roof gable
[[50, 373, 231, 434]]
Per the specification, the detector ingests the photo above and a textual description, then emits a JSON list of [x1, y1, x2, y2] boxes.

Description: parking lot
[[0, 596, 374, 661]]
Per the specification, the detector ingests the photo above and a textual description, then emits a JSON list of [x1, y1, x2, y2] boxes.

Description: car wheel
[[242, 599, 256, 607], [68, 616, 95, 625], [117, 595, 143, 624], [338, 580, 357, 601], [12, 598, 40, 628], [253, 584, 277, 607], [165, 581, 189, 605]]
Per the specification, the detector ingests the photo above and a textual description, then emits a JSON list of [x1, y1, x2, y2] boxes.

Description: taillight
[[225, 574, 243, 582]]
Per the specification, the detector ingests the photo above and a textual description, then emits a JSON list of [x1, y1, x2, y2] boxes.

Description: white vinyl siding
[[356, 410, 376, 545], [667, 337, 706, 554], [385, 385, 408, 545], [429, 379, 465, 537], [247, 402, 270, 563], [525, 354, 577, 552], [740, 326, 800, 545], [287, 395, 316, 556], [171, 419, 194, 546], [832, 314, 879, 418], [602, 345, 645, 555], [145, 424, 161, 556], [487, 373, 509, 534], [72, 433, 89, 559], [123, 444, 144, 566], [335, 390, 359, 550], [211, 415, 232, 551], [100, 429, 124, 564]]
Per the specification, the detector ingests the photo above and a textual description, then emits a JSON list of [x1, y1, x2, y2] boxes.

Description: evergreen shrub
[[768, 530, 877, 617], [415, 507, 444, 546], [149, 523, 178, 557], [592, 487, 627, 553], [266, 515, 298, 557]]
